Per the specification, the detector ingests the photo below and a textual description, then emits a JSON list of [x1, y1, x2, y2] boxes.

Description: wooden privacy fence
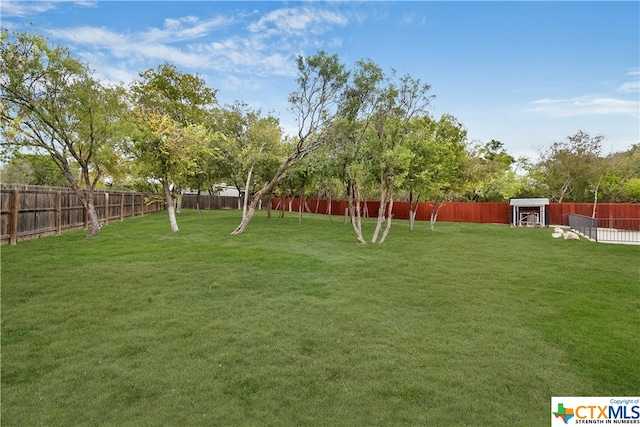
[[181, 193, 241, 210], [272, 198, 640, 226], [545, 203, 640, 226], [180, 193, 271, 211], [1, 184, 164, 245]]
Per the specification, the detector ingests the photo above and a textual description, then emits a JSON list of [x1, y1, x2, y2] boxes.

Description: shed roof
[[509, 198, 549, 207]]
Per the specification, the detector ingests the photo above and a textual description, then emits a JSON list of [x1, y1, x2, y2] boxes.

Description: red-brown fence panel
[[272, 198, 639, 226]]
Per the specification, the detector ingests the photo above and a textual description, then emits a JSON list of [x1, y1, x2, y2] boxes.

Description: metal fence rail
[[568, 213, 598, 241], [569, 213, 640, 243], [595, 218, 640, 243]]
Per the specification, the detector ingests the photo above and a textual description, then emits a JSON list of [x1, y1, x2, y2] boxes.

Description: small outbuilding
[[510, 198, 550, 227]]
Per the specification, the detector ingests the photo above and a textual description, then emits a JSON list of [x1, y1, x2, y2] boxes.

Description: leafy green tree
[[624, 178, 640, 201], [129, 63, 217, 232], [1, 30, 127, 237], [306, 146, 343, 217], [231, 51, 348, 235], [213, 102, 283, 219], [0, 154, 68, 186], [403, 114, 467, 231], [366, 73, 434, 243], [328, 59, 385, 243], [463, 140, 518, 202], [535, 130, 604, 202], [598, 145, 640, 202]]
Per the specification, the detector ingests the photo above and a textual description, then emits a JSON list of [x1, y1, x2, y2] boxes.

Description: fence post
[[104, 192, 110, 225], [10, 189, 19, 245], [120, 193, 125, 221], [56, 191, 62, 235]]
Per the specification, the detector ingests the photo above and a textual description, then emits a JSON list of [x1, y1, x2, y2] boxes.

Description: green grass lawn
[[2, 210, 638, 426]]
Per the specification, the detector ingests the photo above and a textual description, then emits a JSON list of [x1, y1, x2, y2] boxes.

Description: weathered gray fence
[[180, 193, 270, 211], [181, 193, 241, 210], [0, 184, 164, 245]]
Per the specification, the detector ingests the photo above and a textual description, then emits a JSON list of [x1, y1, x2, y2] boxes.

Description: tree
[[366, 73, 434, 243], [231, 51, 348, 235], [130, 113, 211, 231], [536, 130, 604, 202], [0, 153, 68, 186], [597, 145, 640, 203], [328, 59, 385, 243], [213, 102, 283, 219], [0, 156, 32, 184], [403, 114, 467, 231], [1, 30, 126, 237], [306, 145, 342, 218], [280, 156, 315, 224], [129, 63, 217, 232], [463, 140, 518, 202]]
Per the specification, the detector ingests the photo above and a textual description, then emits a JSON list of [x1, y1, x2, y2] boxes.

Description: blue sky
[[2, 1, 639, 161]]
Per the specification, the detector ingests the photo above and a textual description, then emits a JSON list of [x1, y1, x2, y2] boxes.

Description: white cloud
[[47, 26, 129, 47], [143, 15, 232, 42], [1, 0, 95, 19], [1, 0, 57, 17], [399, 12, 426, 28], [248, 6, 348, 36], [618, 69, 639, 93], [618, 81, 639, 93], [128, 43, 204, 68], [73, 1, 98, 8], [33, 5, 351, 87], [526, 95, 639, 117]]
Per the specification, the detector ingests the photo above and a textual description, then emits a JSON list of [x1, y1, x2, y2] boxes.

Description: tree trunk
[[242, 166, 254, 219], [231, 157, 293, 235], [371, 176, 387, 243], [196, 189, 202, 220], [352, 185, 366, 244], [163, 179, 179, 232], [176, 190, 182, 214], [84, 192, 102, 238], [379, 188, 394, 244], [298, 187, 304, 224], [61, 163, 101, 237], [408, 191, 420, 232], [592, 174, 603, 218], [430, 199, 445, 232], [558, 176, 573, 203], [345, 181, 365, 244]]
